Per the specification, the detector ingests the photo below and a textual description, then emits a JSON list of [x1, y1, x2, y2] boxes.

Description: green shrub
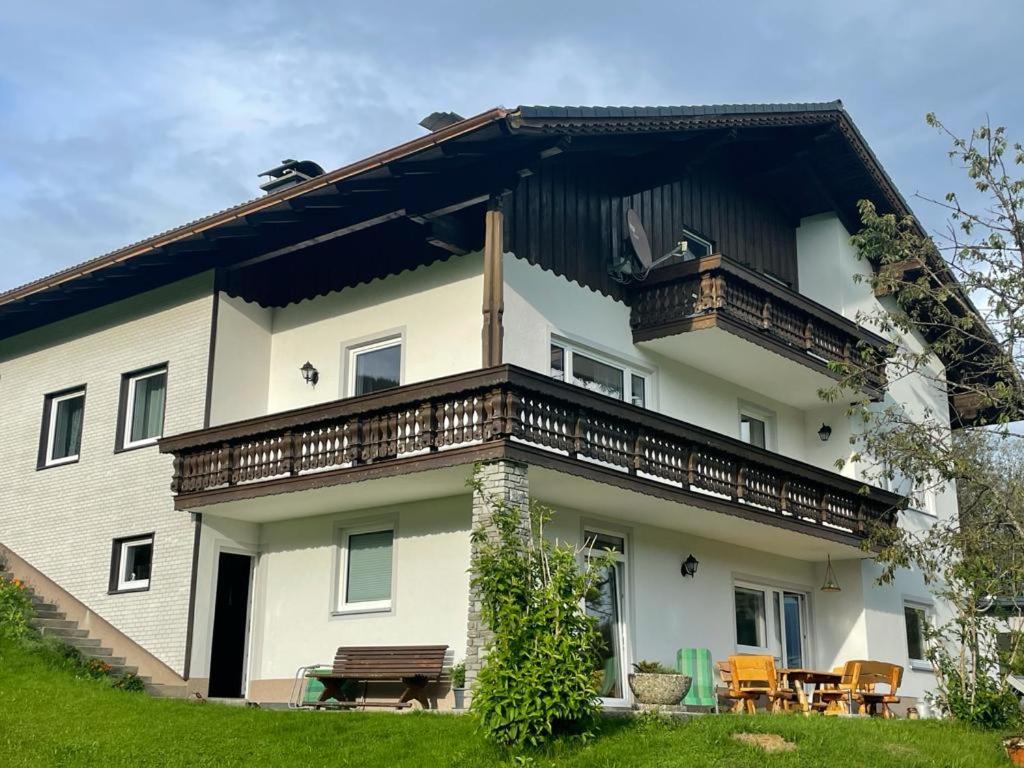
[[0, 575, 33, 639], [468, 469, 611, 748], [931, 642, 1023, 729], [112, 672, 147, 692]]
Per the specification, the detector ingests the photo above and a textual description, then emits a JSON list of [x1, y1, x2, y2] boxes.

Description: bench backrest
[[841, 660, 903, 695], [728, 654, 780, 694], [332, 645, 448, 680]]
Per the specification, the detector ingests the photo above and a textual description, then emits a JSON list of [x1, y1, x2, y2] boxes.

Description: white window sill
[[332, 603, 392, 617], [909, 660, 932, 672], [44, 455, 80, 468], [122, 437, 161, 451]]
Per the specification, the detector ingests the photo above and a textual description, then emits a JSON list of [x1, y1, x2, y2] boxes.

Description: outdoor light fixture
[[817, 423, 833, 442], [299, 361, 319, 387], [820, 555, 841, 593], [680, 554, 699, 579]]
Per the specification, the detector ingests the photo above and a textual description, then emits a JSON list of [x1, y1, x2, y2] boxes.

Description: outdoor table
[[779, 669, 846, 715]]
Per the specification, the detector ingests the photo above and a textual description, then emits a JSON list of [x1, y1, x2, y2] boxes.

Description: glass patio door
[[584, 530, 629, 706], [735, 581, 808, 669]]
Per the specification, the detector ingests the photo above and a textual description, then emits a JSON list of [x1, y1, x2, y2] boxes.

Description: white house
[[0, 104, 986, 709]]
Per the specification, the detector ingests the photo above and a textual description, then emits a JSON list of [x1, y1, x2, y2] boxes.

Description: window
[[337, 525, 395, 613], [734, 586, 767, 649], [39, 387, 86, 468], [738, 404, 775, 450], [109, 535, 154, 593], [349, 338, 402, 396], [118, 366, 167, 450], [550, 341, 649, 408], [904, 602, 930, 667], [734, 581, 808, 667], [583, 528, 629, 704], [679, 228, 713, 261]]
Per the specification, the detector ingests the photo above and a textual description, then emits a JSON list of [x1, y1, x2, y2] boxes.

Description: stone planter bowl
[[628, 673, 692, 705]]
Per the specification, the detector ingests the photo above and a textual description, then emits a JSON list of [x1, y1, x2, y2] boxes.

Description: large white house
[[0, 103, 986, 709]]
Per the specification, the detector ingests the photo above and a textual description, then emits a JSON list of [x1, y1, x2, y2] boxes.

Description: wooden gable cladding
[[502, 152, 798, 299]]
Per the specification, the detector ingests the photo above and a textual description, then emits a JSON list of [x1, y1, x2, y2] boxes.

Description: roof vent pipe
[[258, 159, 325, 194]]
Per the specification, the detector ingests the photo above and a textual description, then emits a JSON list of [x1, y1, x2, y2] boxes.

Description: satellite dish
[[626, 209, 653, 271]]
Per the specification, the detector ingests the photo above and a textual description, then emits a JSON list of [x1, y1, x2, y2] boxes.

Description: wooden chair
[[311, 645, 448, 710], [716, 660, 744, 713], [727, 655, 798, 714], [842, 660, 903, 718]]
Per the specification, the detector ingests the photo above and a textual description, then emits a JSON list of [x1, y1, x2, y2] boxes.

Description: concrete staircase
[[1, 552, 187, 697]]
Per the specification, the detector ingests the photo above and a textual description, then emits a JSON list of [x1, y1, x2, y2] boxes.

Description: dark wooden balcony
[[160, 366, 900, 544], [629, 254, 889, 397]]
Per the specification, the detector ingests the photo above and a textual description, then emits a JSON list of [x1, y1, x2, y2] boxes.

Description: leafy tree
[[468, 469, 612, 748], [824, 116, 1024, 726]]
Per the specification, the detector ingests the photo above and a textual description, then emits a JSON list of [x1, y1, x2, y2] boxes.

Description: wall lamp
[[817, 423, 833, 442], [680, 554, 699, 579], [300, 361, 320, 387]]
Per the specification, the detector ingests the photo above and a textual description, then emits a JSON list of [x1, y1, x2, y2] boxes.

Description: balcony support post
[[481, 196, 504, 368]]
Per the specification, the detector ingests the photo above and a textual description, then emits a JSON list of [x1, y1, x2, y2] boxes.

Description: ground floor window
[[734, 581, 808, 668], [109, 534, 154, 593], [336, 523, 395, 613], [583, 529, 629, 704], [904, 601, 931, 668]]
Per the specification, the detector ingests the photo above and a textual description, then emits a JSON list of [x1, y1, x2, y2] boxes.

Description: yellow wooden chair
[[727, 655, 797, 714], [842, 660, 903, 718]]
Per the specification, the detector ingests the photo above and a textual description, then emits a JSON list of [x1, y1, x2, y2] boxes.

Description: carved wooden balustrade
[[630, 254, 889, 396], [160, 366, 900, 540]]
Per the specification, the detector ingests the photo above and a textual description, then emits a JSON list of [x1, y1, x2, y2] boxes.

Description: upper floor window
[[738, 403, 775, 450], [118, 365, 167, 450], [678, 228, 713, 261], [550, 341, 648, 408], [349, 337, 402, 396], [39, 387, 86, 468]]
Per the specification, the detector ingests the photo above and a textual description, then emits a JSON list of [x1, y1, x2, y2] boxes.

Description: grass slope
[[0, 636, 1011, 767]]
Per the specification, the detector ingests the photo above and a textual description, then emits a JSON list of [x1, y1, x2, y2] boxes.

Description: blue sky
[[1, 0, 1021, 292]]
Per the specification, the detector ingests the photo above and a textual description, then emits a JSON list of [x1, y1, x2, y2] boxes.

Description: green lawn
[[0, 636, 1012, 767]]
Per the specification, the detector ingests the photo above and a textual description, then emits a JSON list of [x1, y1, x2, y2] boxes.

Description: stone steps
[[4, 558, 175, 697]]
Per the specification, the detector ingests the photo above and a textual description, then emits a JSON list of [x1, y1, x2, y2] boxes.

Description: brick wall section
[[464, 460, 529, 701], [0, 274, 213, 674]]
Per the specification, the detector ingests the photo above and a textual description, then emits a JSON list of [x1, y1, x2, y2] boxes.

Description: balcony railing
[[629, 254, 889, 395], [160, 366, 900, 541]]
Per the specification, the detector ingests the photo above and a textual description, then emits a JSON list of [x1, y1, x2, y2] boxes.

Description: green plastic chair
[[676, 647, 719, 712]]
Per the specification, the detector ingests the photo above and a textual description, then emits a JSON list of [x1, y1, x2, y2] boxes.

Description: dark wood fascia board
[[171, 443, 507, 510]]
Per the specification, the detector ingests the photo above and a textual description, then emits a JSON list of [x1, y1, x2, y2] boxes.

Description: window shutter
[[346, 530, 393, 603]]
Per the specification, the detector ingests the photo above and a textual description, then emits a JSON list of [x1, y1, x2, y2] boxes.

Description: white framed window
[[40, 387, 86, 468], [348, 337, 402, 397], [335, 523, 395, 614], [550, 340, 650, 408], [582, 526, 631, 706], [734, 580, 809, 668], [738, 402, 775, 451], [120, 366, 167, 450], [904, 601, 932, 669], [110, 535, 154, 593]]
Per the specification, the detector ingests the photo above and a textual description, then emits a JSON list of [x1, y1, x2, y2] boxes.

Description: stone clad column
[[464, 460, 528, 703]]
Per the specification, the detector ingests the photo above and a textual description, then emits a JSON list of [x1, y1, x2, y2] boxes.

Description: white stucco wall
[[0, 274, 214, 673], [208, 293, 273, 425], [243, 495, 472, 686], [263, 254, 483, 414]]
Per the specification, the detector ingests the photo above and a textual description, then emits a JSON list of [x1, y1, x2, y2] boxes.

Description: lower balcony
[[629, 254, 888, 407], [159, 366, 901, 547]]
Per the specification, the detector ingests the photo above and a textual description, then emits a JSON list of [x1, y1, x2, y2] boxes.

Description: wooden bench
[[311, 645, 448, 710]]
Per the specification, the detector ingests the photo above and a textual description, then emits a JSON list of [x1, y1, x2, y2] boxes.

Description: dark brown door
[[208, 552, 252, 698]]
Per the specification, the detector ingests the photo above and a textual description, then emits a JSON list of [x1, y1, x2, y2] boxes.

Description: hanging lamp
[[821, 555, 841, 592]]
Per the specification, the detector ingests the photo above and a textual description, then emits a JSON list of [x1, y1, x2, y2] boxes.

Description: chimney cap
[[258, 159, 325, 194]]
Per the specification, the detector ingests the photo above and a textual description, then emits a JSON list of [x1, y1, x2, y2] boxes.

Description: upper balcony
[[629, 254, 889, 407], [159, 365, 901, 546]]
